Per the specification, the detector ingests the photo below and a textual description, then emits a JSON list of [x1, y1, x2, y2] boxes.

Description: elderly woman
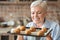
[[17, 0, 60, 40]]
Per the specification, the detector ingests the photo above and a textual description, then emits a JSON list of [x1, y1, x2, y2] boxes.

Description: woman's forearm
[[17, 35, 24, 40], [46, 33, 52, 40], [46, 36, 52, 40]]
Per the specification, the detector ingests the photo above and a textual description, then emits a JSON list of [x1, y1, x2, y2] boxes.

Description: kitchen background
[[0, 0, 60, 40]]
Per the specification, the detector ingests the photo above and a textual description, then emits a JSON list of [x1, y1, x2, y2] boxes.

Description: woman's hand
[[46, 34, 52, 40], [17, 35, 24, 40]]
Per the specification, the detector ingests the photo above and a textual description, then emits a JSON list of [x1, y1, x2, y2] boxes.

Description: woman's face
[[31, 6, 47, 24]]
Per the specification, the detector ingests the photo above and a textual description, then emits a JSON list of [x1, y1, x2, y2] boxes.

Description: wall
[[0, 3, 31, 21], [0, 1, 60, 24], [47, 2, 60, 24]]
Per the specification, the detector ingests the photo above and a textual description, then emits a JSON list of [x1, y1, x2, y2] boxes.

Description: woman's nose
[[34, 13, 38, 17]]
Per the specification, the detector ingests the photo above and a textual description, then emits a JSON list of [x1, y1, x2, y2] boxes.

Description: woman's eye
[[32, 12, 34, 14], [38, 12, 42, 14]]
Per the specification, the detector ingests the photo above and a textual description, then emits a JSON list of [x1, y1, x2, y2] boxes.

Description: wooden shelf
[[47, 1, 57, 4], [0, 1, 32, 5], [18, 1, 32, 5], [47, 1, 60, 8], [0, 1, 58, 5], [47, 1, 57, 6], [0, 1, 17, 5]]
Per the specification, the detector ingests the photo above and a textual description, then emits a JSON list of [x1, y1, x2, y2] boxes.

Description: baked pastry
[[25, 29, 31, 35], [37, 30, 44, 36], [41, 27, 47, 33], [14, 28, 20, 34], [17, 25, 21, 28], [30, 27, 36, 32], [19, 26, 26, 31], [11, 28, 20, 34], [11, 28, 15, 33]]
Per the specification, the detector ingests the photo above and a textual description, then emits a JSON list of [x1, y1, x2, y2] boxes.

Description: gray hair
[[30, 0, 47, 10]]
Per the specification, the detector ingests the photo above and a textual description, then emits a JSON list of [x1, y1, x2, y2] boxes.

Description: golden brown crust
[[41, 27, 47, 33], [30, 27, 36, 32], [25, 29, 31, 35], [19, 26, 26, 31], [37, 30, 44, 36], [13, 28, 20, 34]]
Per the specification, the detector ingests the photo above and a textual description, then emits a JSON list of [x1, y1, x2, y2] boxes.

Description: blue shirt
[[23, 20, 60, 40]]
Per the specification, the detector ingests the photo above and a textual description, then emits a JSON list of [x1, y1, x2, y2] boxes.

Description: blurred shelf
[[47, 1, 57, 4], [0, 1, 58, 5], [0, 1, 17, 5], [0, 1, 32, 5]]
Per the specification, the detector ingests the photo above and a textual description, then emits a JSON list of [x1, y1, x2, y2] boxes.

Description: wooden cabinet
[[0, 34, 16, 40]]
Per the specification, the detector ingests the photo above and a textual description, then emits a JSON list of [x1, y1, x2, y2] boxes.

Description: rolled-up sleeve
[[52, 24, 60, 40]]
